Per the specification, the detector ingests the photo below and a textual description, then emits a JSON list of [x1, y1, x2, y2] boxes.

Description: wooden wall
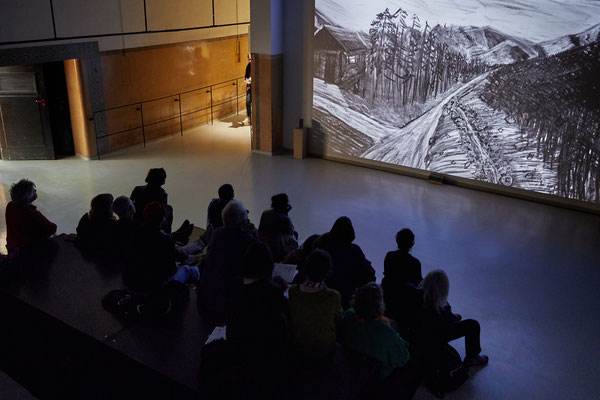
[[99, 35, 248, 153]]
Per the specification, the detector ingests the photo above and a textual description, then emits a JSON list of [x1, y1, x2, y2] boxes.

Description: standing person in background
[[5, 179, 57, 254], [245, 54, 252, 124]]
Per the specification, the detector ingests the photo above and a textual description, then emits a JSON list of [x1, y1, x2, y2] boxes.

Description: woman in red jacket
[[5, 179, 57, 254]]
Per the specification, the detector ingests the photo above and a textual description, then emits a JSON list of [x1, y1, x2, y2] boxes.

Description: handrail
[[93, 76, 245, 158]]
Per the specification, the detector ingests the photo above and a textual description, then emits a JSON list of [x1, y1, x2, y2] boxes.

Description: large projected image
[[312, 0, 600, 203]]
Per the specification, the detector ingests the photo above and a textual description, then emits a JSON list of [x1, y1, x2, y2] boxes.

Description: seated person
[[123, 202, 199, 293], [197, 200, 258, 324], [5, 179, 57, 254], [419, 270, 488, 368], [341, 283, 412, 381], [131, 168, 178, 235], [75, 193, 116, 253], [206, 183, 234, 229], [381, 228, 424, 324], [258, 193, 298, 262], [227, 242, 289, 356], [112, 195, 139, 256], [318, 216, 376, 309], [285, 234, 321, 284], [288, 249, 342, 358]]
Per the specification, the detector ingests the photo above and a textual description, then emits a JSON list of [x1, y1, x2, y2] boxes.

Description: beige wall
[[0, 0, 250, 52]]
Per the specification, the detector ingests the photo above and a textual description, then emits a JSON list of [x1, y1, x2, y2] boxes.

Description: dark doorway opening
[[44, 61, 75, 157], [0, 62, 74, 160]]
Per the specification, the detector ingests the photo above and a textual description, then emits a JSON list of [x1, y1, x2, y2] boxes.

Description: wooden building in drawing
[[313, 25, 369, 93]]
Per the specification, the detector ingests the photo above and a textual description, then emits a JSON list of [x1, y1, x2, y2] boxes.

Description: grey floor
[[1, 120, 599, 399]]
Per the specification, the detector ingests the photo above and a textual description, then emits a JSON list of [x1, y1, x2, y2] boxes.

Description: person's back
[[341, 283, 410, 380], [288, 249, 342, 358], [75, 193, 116, 254], [258, 194, 298, 262], [206, 183, 234, 229], [123, 204, 178, 292], [320, 217, 375, 309], [198, 200, 257, 324], [227, 243, 288, 361], [131, 168, 171, 232]]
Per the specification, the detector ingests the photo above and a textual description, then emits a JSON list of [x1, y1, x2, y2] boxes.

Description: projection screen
[[312, 0, 600, 204]]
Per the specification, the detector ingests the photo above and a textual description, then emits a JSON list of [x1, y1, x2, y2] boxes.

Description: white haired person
[[197, 200, 258, 325], [421, 270, 488, 367], [5, 179, 57, 254]]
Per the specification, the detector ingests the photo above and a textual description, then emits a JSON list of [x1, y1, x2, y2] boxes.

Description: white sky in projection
[[318, 0, 600, 42]]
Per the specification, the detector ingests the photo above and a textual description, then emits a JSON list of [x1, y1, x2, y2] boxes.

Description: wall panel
[[0, 0, 54, 43], [145, 0, 213, 31]]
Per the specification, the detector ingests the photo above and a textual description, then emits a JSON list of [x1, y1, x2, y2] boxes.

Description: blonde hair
[[423, 269, 449, 313]]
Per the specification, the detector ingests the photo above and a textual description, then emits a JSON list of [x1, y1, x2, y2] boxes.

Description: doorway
[[0, 62, 74, 160]]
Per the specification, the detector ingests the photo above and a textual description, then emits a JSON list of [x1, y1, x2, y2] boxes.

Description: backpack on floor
[[427, 343, 469, 398]]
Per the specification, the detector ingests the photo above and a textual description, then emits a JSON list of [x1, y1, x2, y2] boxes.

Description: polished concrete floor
[[1, 120, 599, 399]]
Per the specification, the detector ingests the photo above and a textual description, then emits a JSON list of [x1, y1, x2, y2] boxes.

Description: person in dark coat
[[123, 201, 199, 293], [5, 179, 56, 254], [318, 216, 376, 309], [381, 228, 424, 325], [206, 183, 234, 229], [197, 200, 258, 325], [258, 193, 298, 262], [112, 195, 140, 259], [130, 168, 174, 233], [75, 193, 116, 254]]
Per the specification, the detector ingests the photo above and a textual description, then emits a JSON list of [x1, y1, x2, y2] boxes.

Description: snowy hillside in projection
[[312, 0, 600, 202]]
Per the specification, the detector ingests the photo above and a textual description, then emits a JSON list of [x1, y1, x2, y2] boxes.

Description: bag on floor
[[427, 343, 469, 398]]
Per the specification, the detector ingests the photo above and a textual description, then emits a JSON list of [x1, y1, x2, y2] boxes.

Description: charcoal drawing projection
[[312, 0, 600, 202]]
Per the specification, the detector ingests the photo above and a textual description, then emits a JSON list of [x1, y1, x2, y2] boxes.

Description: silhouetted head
[[218, 184, 234, 202], [221, 200, 248, 229], [10, 179, 37, 205], [142, 201, 165, 228], [271, 193, 291, 214], [145, 168, 167, 186], [243, 242, 274, 280], [351, 283, 385, 321], [89, 194, 114, 220], [113, 196, 136, 221], [395, 228, 415, 252], [304, 249, 332, 283], [330, 216, 355, 244], [423, 269, 449, 314]]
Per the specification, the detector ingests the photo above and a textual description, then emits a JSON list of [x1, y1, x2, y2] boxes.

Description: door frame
[[0, 42, 108, 156]]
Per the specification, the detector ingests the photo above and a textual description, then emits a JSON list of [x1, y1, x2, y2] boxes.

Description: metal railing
[[93, 76, 246, 158]]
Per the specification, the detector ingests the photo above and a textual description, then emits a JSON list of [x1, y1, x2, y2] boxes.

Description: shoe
[[463, 355, 489, 367]]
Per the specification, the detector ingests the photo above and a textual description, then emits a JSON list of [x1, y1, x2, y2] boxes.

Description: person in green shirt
[[341, 282, 410, 379], [288, 249, 343, 358]]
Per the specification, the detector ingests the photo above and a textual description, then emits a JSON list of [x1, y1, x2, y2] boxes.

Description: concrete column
[[250, 0, 283, 154]]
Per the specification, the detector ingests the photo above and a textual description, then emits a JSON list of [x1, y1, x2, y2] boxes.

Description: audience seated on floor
[[382, 228, 424, 326], [206, 183, 234, 229], [131, 168, 173, 232], [122, 201, 199, 293], [197, 199, 258, 325], [418, 270, 488, 369], [288, 248, 342, 359], [318, 216, 376, 309], [341, 283, 421, 399], [258, 193, 298, 262], [75, 193, 116, 253], [5, 179, 57, 255]]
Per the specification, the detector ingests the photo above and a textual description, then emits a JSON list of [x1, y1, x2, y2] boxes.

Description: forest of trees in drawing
[[312, 1, 600, 203]]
